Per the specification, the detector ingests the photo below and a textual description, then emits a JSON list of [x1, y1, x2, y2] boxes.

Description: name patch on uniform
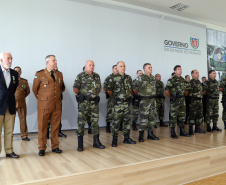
[[12, 76, 15, 83]]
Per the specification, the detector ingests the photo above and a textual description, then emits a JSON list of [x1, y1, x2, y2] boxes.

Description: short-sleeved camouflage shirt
[[103, 73, 114, 90], [156, 80, 164, 97], [204, 78, 219, 98], [106, 73, 132, 99], [165, 75, 186, 95], [187, 78, 203, 98], [133, 73, 156, 97], [73, 71, 101, 98]]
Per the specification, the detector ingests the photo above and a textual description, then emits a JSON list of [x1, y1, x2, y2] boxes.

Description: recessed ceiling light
[[170, 3, 190, 11]]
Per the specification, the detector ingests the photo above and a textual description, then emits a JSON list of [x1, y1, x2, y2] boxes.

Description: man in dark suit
[[0, 52, 19, 158]]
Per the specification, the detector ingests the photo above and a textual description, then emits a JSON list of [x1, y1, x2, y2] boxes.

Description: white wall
[[0, 0, 207, 133]]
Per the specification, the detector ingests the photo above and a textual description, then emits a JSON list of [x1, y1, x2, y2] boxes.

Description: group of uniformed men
[[0, 52, 225, 159]]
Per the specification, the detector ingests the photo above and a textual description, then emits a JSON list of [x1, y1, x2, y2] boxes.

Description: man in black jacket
[[0, 52, 19, 158]]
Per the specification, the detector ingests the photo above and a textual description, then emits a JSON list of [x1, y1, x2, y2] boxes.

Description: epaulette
[[36, 69, 44, 73], [21, 78, 27, 81]]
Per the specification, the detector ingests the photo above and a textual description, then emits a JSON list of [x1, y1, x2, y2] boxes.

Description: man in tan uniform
[[14, 66, 30, 141], [33, 55, 64, 156]]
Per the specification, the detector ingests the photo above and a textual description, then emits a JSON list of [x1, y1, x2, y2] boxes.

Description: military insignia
[[12, 76, 15, 83], [34, 75, 37, 79], [59, 78, 61, 83], [93, 82, 96, 87], [44, 85, 47, 87], [42, 77, 46, 81], [167, 80, 171, 84], [109, 79, 112, 82]]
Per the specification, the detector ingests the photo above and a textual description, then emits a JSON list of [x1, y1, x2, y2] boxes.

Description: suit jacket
[[15, 78, 30, 108], [32, 68, 64, 110], [0, 68, 19, 115]]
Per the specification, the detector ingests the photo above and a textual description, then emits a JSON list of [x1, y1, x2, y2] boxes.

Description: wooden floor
[[0, 122, 226, 185]]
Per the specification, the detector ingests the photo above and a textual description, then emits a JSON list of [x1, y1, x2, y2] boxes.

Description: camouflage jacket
[[133, 73, 156, 97], [73, 71, 101, 98], [204, 78, 219, 98], [106, 73, 132, 99], [165, 75, 186, 96], [219, 77, 226, 95], [103, 73, 114, 90], [187, 79, 203, 98], [156, 80, 164, 97]]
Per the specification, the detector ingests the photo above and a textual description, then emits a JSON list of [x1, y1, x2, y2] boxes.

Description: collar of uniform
[[46, 68, 55, 74], [84, 70, 94, 76], [1, 65, 10, 72], [143, 73, 152, 78]]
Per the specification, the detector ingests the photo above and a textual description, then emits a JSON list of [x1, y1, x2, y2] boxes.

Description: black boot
[[160, 120, 168, 127], [77, 136, 83, 152], [224, 121, 226, 130], [194, 125, 205, 134], [58, 124, 67, 138], [123, 134, 136, 144], [93, 134, 105, 149], [132, 122, 138, 131], [171, 127, 178, 139], [206, 124, 212, 132], [138, 131, 144, 142], [212, 123, 222, 131], [112, 135, 118, 147], [106, 122, 111, 133], [46, 127, 50, 139], [189, 125, 194, 135], [180, 127, 191, 137], [147, 129, 159, 140], [88, 122, 92, 134]]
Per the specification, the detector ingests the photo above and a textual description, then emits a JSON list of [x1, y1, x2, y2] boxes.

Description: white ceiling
[[112, 0, 226, 28]]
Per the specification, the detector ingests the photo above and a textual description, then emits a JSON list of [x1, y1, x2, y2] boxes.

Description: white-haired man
[[33, 55, 64, 156], [0, 52, 19, 158]]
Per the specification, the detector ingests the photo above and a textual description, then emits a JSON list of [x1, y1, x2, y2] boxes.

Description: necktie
[[51, 71, 55, 81]]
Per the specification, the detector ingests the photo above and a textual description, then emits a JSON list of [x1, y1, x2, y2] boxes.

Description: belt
[[155, 96, 165, 99], [139, 96, 155, 100], [208, 96, 219, 99], [190, 97, 202, 100], [117, 98, 130, 102], [84, 96, 99, 101]]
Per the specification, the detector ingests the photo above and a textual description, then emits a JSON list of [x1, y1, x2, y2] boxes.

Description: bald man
[[73, 60, 105, 151], [106, 61, 136, 147]]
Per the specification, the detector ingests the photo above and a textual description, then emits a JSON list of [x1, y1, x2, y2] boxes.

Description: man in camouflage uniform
[[165, 65, 190, 139], [187, 70, 205, 135], [155, 73, 167, 127], [106, 61, 136, 147], [201, 76, 207, 123], [204, 70, 222, 132], [132, 70, 143, 131], [73, 60, 105, 151], [184, 75, 190, 124], [219, 76, 226, 129], [134, 63, 159, 142], [103, 65, 118, 133]]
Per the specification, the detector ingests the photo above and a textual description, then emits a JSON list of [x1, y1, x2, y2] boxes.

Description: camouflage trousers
[[221, 96, 226, 121], [112, 101, 131, 136], [139, 99, 157, 131], [132, 103, 139, 124], [156, 98, 164, 121], [169, 98, 186, 128], [206, 99, 219, 125], [77, 100, 99, 136], [189, 99, 203, 126], [106, 97, 113, 123]]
